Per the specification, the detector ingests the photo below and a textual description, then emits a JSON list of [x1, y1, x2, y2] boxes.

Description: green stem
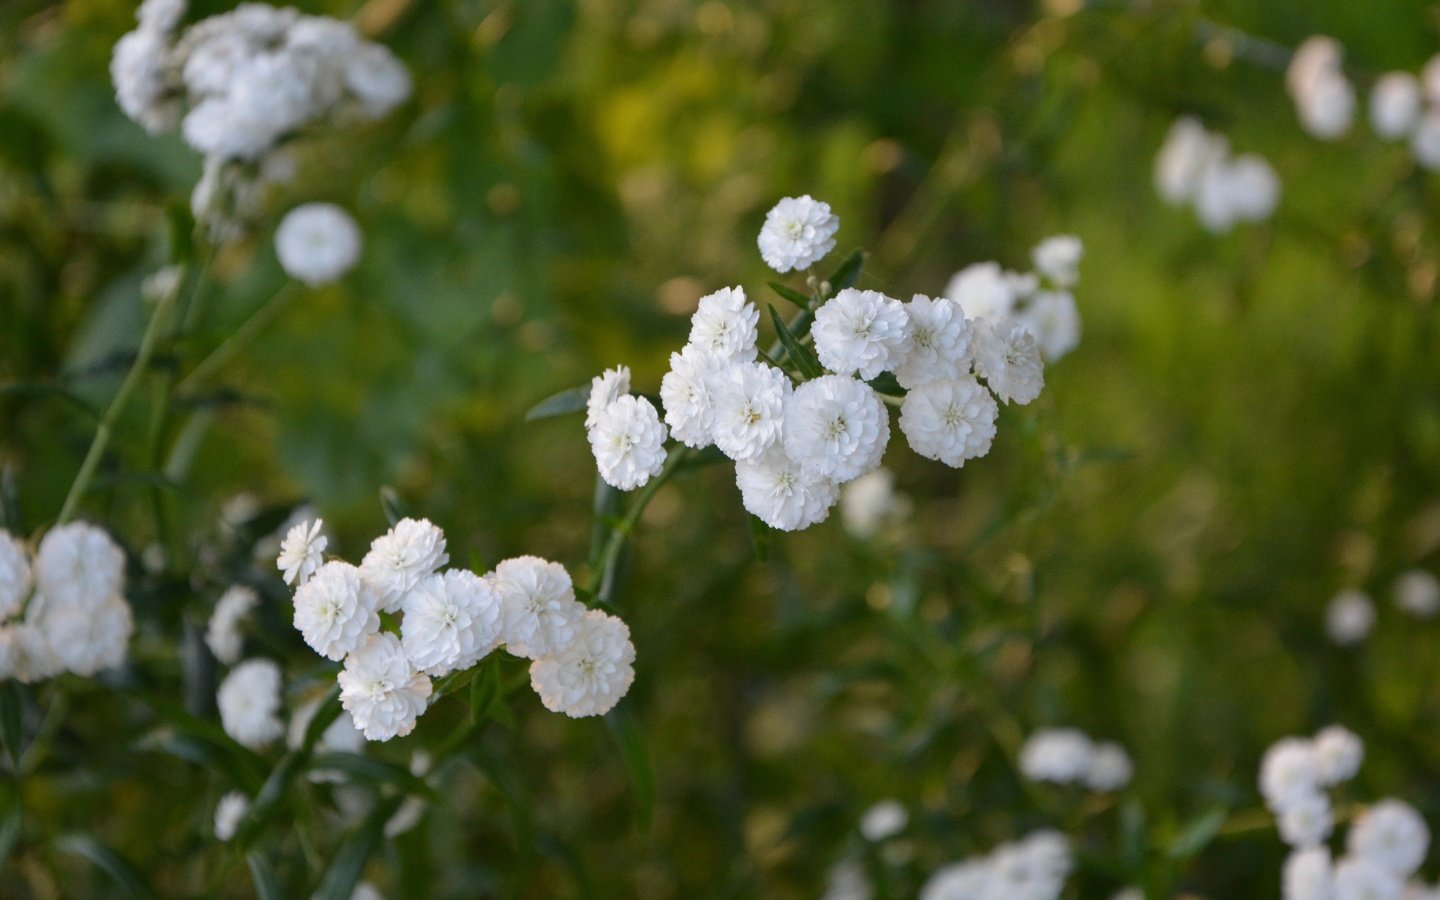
[[56, 286, 177, 525], [177, 282, 299, 393], [587, 446, 691, 602]]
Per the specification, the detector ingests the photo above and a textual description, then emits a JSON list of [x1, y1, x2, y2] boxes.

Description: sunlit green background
[[3, 0, 1440, 896]]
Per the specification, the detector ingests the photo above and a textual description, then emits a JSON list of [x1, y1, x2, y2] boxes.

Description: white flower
[[859, 800, 907, 842], [35, 522, 125, 612], [0, 531, 31, 620], [920, 859, 993, 900], [1349, 801, 1430, 878], [293, 561, 381, 661], [734, 446, 839, 532], [1313, 725, 1363, 786], [1371, 73, 1422, 140], [585, 366, 631, 431], [344, 43, 411, 118], [350, 883, 384, 900], [1395, 570, 1440, 618], [41, 595, 133, 676], [1260, 738, 1321, 813], [1031, 235, 1083, 289], [1413, 111, 1440, 171], [1018, 290, 1082, 362], [1333, 855, 1404, 900], [989, 831, 1071, 897], [528, 609, 636, 718], [840, 468, 910, 539], [1284, 847, 1334, 900], [1155, 117, 1226, 205], [757, 195, 839, 273], [137, 0, 186, 33], [944, 261, 1018, 321], [899, 376, 997, 468], [688, 287, 759, 361], [206, 585, 259, 665], [894, 294, 972, 390], [217, 658, 285, 749], [1288, 37, 1354, 140], [1084, 742, 1133, 792], [588, 395, 669, 491], [812, 288, 911, 380], [492, 556, 585, 659], [1327, 590, 1375, 646], [277, 518, 327, 586], [337, 632, 433, 741], [1426, 55, 1440, 104], [400, 570, 503, 676], [821, 861, 873, 900], [1020, 728, 1093, 784], [111, 28, 179, 134], [359, 518, 448, 613], [660, 346, 726, 448], [214, 792, 249, 842], [971, 318, 1044, 406], [275, 203, 362, 286], [711, 361, 791, 463], [782, 375, 890, 484], [1279, 790, 1334, 849], [0, 629, 16, 681], [1195, 153, 1280, 233]]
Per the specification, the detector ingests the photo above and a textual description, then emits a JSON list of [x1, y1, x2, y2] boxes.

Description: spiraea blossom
[[359, 517, 448, 612], [492, 555, 585, 659], [206, 584, 260, 664], [899, 376, 997, 468], [586, 366, 632, 431], [293, 561, 381, 661], [277, 517, 327, 586], [688, 287, 759, 361], [811, 288, 911, 380], [400, 570, 503, 676], [0, 532, 32, 619], [757, 195, 840, 273], [528, 609, 636, 718], [783, 375, 890, 484], [894, 294, 972, 389], [735, 447, 840, 532], [337, 632, 432, 742], [659, 346, 722, 448], [214, 791, 250, 842], [711, 361, 792, 463], [588, 395, 669, 491], [972, 318, 1044, 406], [217, 658, 285, 749], [275, 203, 362, 286]]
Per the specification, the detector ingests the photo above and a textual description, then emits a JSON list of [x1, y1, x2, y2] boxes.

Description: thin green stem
[[57, 286, 178, 525], [177, 281, 299, 393], [587, 446, 691, 602]]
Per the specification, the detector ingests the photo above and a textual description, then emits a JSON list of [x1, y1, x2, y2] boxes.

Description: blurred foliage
[[3, 0, 1440, 897]]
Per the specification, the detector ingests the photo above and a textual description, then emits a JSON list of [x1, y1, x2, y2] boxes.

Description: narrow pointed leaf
[[767, 281, 811, 310], [525, 386, 589, 421], [309, 795, 402, 900], [1167, 805, 1229, 860], [54, 835, 158, 900], [0, 682, 23, 771], [767, 305, 823, 379], [605, 707, 656, 835], [827, 249, 865, 293], [246, 851, 284, 900]]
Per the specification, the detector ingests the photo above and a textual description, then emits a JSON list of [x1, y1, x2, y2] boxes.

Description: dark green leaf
[[54, 835, 158, 900], [470, 656, 501, 724], [767, 305, 823, 379], [867, 372, 905, 397], [767, 281, 811, 310], [747, 515, 771, 562], [605, 707, 656, 835], [524, 385, 589, 422], [465, 745, 536, 873], [826, 248, 866, 293], [0, 789, 21, 872], [0, 682, 23, 771], [246, 851, 284, 900], [0, 382, 99, 420], [309, 795, 403, 900], [308, 753, 440, 802], [237, 751, 308, 848], [379, 487, 408, 526], [300, 687, 343, 751], [135, 731, 266, 794], [1167, 805, 1229, 860]]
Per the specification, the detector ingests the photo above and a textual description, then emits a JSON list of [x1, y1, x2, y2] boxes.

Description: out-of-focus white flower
[[584, 366, 631, 432], [859, 800, 908, 842], [920, 859, 993, 900], [1031, 235, 1083, 289], [821, 860, 873, 900], [277, 518, 327, 586], [10, 622, 63, 683], [293, 561, 381, 661], [344, 43, 412, 118], [894, 294, 972, 390], [1195, 153, 1281, 233], [660, 346, 725, 448], [711, 361, 791, 463], [972, 318, 1044, 406], [35, 522, 125, 612], [287, 694, 365, 755], [1111, 889, 1144, 900], [1279, 790, 1334, 848], [1326, 589, 1375, 646], [275, 203, 362, 286], [1284, 847, 1334, 900], [492, 556, 584, 659], [359, 518, 448, 613], [812, 288, 911, 380], [588, 395, 669, 491], [349, 882, 384, 900], [206, 585, 259, 664], [988, 831, 1072, 899], [758, 195, 840, 273], [1084, 742, 1134, 792], [1371, 72, 1422, 140], [218, 658, 285, 749], [111, 28, 180, 134], [137, 0, 186, 33], [529, 609, 636, 718], [1288, 37, 1354, 140], [688, 287, 759, 361], [944, 261, 1019, 321], [0, 531, 31, 620], [1413, 111, 1440, 170], [41, 595, 133, 676], [782, 375, 890, 484], [840, 468, 910, 539], [1333, 854, 1404, 900], [1313, 725, 1363, 786], [1017, 290, 1082, 362], [1155, 116, 1227, 205], [1395, 570, 1440, 618], [338, 632, 432, 741], [899, 376, 998, 468], [1260, 737, 1321, 813], [214, 791, 249, 841], [400, 570, 503, 676], [734, 446, 839, 532], [1349, 800, 1430, 878], [1020, 729, 1094, 785]]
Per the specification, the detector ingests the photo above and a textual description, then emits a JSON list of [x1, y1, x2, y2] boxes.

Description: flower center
[[823, 416, 848, 440]]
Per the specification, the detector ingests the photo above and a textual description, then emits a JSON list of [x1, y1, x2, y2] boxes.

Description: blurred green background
[[3, 0, 1440, 896]]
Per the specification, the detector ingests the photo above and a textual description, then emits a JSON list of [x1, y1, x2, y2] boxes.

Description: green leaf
[[135, 730, 266, 794], [826, 248, 866, 293], [1119, 796, 1146, 870], [308, 753, 439, 802], [300, 687, 343, 751], [379, 487, 409, 527], [237, 751, 308, 848], [1167, 805, 1229, 860], [0, 789, 21, 872], [309, 795, 403, 900], [746, 515, 771, 562], [470, 656, 501, 724], [767, 305, 823, 379], [0, 682, 23, 771], [246, 851, 284, 900], [767, 281, 811, 310], [605, 707, 656, 835], [524, 385, 589, 422], [0, 382, 99, 420], [54, 835, 158, 900], [465, 745, 536, 874]]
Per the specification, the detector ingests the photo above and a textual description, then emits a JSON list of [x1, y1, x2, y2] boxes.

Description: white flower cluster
[[1326, 588, 1375, 647], [1287, 37, 1357, 141], [585, 198, 1064, 532], [1155, 117, 1280, 233], [1368, 58, 1440, 170], [1263, 727, 1440, 899], [274, 203, 363, 286], [276, 517, 635, 739], [920, 830, 1072, 900], [942, 235, 1084, 364], [1019, 728, 1133, 792], [0, 524, 134, 683]]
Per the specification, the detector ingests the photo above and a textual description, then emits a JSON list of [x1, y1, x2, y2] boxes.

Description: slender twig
[[177, 282, 299, 393]]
